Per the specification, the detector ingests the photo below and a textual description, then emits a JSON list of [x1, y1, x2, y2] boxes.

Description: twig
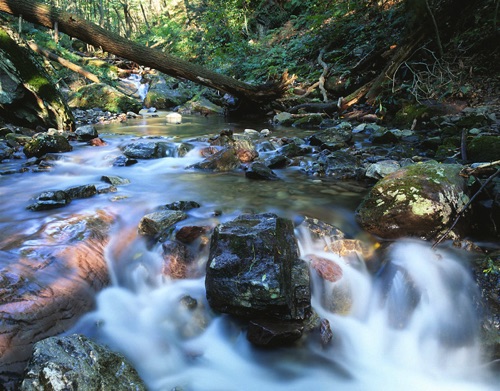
[[432, 168, 500, 248], [424, 0, 443, 57], [317, 49, 329, 102]]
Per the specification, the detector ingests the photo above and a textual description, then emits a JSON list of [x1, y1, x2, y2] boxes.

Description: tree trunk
[[27, 41, 101, 83], [0, 0, 289, 103]]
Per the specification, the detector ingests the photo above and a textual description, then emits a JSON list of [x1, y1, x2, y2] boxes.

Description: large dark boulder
[[0, 27, 74, 130], [205, 213, 310, 321], [356, 161, 470, 239], [21, 334, 146, 391]]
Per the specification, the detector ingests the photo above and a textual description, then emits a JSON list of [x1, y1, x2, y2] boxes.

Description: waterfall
[[72, 232, 497, 391]]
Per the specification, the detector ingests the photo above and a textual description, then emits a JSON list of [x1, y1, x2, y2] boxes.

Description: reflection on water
[[1, 114, 497, 390]]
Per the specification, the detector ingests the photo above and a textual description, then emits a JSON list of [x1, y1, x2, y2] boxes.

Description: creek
[[0, 113, 497, 390]]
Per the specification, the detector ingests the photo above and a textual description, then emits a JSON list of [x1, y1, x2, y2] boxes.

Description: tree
[[0, 0, 291, 104]]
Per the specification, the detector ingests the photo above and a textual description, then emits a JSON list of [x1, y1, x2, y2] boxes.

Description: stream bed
[[0, 113, 498, 390]]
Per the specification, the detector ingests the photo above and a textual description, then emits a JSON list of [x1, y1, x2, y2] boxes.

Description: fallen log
[[27, 41, 101, 83], [0, 0, 291, 103]]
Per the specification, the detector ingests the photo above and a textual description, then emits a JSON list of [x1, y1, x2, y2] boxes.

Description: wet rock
[[175, 226, 209, 244], [315, 150, 362, 179], [245, 162, 280, 180], [320, 318, 333, 347], [365, 160, 401, 180], [266, 154, 289, 169], [279, 140, 310, 158], [205, 213, 310, 321], [273, 112, 293, 125], [65, 184, 97, 199], [308, 254, 343, 282], [190, 147, 241, 172], [307, 127, 352, 151], [88, 138, 107, 147], [122, 139, 179, 159], [27, 190, 71, 211], [162, 240, 197, 279], [20, 334, 146, 391], [101, 175, 131, 186], [113, 155, 138, 166], [23, 133, 72, 158], [0, 211, 113, 387], [138, 210, 187, 237], [164, 200, 201, 211], [0, 140, 14, 161], [298, 216, 345, 243], [209, 131, 258, 163], [166, 112, 182, 124], [247, 319, 304, 347], [234, 139, 259, 163], [356, 161, 470, 239], [292, 114, 323, 129], [370, 127, 399, 144], [75, 124, 99, 141]]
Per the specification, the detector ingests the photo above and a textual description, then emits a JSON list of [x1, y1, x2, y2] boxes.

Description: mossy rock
[[292, 114, 323, 129], [0, 27, 74, 130], [23, 133, 72, 158], [456, 114, 490, 128], [356, 161, 470, 239], [467, 135, 500, 162], [393, 103, 431, 128], [68, 83, 142, 113], [143, 75, 191, 109]]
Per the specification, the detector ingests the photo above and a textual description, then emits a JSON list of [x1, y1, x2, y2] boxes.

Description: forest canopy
[[0, 0, 499, 112]]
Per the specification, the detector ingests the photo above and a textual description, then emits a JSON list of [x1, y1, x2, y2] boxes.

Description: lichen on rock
[[356, 161, 470, 240]]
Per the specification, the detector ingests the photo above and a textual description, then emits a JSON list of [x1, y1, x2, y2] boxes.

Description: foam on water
[[72, 230, 498, 391]]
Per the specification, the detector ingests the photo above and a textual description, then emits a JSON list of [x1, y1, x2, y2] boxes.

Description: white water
[[73, 234, 497, 391], [1, 114, 496, 390]]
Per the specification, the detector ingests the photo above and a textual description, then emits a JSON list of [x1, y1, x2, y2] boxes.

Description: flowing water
[[1, 113, 497, 390]]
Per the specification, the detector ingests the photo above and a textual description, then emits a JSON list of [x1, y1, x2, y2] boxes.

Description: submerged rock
[[0, 211, 114, 387], [21, 334, 146, 391], [205, 213, 310, 321], [356, 161, 470, 239]]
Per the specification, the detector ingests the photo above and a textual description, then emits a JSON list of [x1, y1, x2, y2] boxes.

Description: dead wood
[[27, 41, 101, 83], [0, 0, 289, 103]]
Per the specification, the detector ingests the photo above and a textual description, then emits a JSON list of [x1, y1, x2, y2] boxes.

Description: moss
[[456, 115, 489, 128], [0, 28, 74, 130], [468, 135, 500, 162], [393, 103, 431, 128], [292, 114, 323, 128]]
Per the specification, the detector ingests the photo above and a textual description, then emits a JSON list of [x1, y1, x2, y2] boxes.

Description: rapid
[[0, 113, 497, 390]]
